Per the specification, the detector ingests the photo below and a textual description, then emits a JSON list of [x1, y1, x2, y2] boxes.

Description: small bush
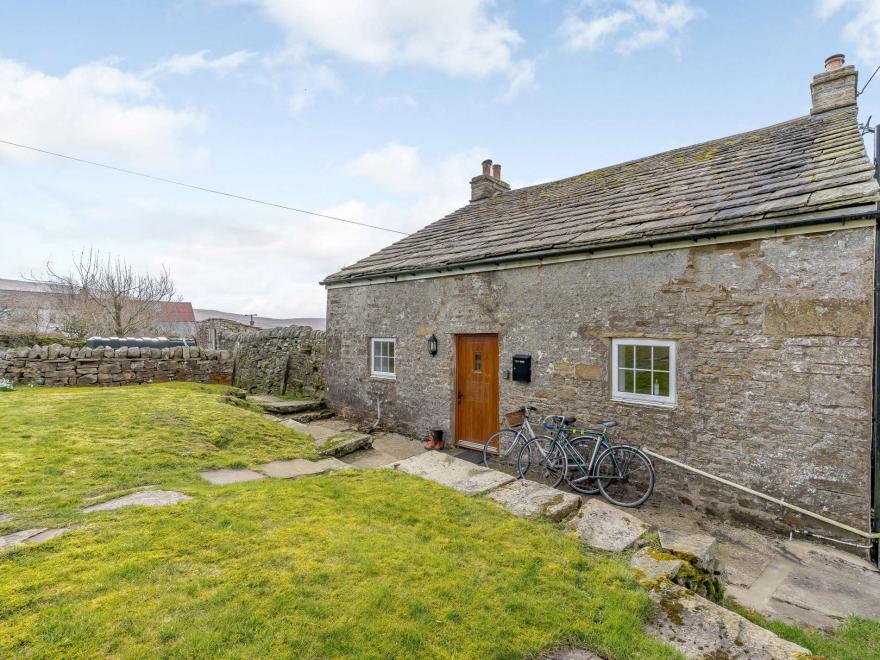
[[0, 378, 14, 392]]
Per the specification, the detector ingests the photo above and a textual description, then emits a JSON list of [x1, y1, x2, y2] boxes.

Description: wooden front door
[[454, 334, 499, 449]]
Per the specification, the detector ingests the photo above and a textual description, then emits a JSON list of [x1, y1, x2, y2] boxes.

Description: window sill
[[611, 395, 676, 409], [370, 374, 397, 382]]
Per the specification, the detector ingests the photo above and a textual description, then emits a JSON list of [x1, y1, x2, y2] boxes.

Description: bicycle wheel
[[482, 428, 522, 474], [595, 445, 655, 507], [516, 436, 567, 488], [564, 435, 601, 494]]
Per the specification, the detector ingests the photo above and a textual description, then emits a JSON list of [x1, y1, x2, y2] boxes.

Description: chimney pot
[[825, 54, 845, 71], [492, 163, 501, 179], [481, 159, 492, 176]]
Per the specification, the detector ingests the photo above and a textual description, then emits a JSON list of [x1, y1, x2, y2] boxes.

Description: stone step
[[258, 457, 350, 479], [645, 581, 809, 659], [291, 409, 335, 423], [487, 479, 581, 522], [659, 529, 719, 572], [630, 547, 684, 582], [565, 498, 650, 552], [391, 452, 514, 495], [318, 433, 373, 458], [250, 396, 325, 415]]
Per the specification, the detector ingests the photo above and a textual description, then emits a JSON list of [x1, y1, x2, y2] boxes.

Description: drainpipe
[[873, 123, 880, 563]]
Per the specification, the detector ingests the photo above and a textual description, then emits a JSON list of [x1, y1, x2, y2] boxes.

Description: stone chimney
[[470, 159, 510, 202], [811, 53, 858, 115]]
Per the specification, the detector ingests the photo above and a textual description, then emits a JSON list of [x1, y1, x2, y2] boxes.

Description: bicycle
[[481, 405, 542, 472], [512, 413, 578, 488], [518, 418, 655, 507]]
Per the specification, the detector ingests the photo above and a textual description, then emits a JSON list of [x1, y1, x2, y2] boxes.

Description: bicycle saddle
[[599, 420, 618, 428], [563, 416, 576, 425]]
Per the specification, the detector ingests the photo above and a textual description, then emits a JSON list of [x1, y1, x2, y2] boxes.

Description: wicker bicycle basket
[[504, 408, 525, 427]]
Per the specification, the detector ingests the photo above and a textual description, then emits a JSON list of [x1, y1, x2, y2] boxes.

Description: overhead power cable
[[0, 138, 411, 236], [858, 63, 880, 97]]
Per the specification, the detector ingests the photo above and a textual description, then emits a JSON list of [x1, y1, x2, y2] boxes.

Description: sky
[[1, 0, 879, 318]]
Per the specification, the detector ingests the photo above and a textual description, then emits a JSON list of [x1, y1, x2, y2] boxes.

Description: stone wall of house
[[325, 227, 875, 537], [232, 325, 325, 396], [0, 344, 233, 386]]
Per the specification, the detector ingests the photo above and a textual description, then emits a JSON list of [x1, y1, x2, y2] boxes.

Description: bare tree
[[43, 248, 178, 337]]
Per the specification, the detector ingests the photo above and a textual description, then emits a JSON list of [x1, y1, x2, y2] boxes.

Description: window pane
[[387, 341, 395, 360], [635, 370, 652, 394], [654, 372, 669, 397], [618, 344, 634, 369], [619, 368, 634, 393], [653, 346, 670, 371], [474, 352, 482, 372], [636, 345, 652, 369], [387, 355, 395, 374]]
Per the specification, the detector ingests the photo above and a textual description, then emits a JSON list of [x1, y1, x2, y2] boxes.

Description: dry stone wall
[[231, 325, 325, 396], [0, 344, 232, 386]]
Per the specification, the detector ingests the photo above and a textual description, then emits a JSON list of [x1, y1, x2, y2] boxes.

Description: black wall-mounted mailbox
[[512, 354, 531, 383]]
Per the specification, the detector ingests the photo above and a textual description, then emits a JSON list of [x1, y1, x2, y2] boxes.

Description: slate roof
[[157, 301, 196, 323], [324, 108, 879, 284]]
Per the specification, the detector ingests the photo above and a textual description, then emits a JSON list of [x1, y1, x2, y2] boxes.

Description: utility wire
[[858, 63, 880, 97], [0, 138, 411, 236]]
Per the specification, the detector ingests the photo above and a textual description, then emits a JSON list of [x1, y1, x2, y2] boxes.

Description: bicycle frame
[[484, 409, 538, 458]]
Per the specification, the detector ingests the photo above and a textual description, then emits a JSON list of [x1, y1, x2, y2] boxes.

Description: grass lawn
[[0, 382, 316, 533], [2, 383, 877, 659], [1, 383, 677, 658]]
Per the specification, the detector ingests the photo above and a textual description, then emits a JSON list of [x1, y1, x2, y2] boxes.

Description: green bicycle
[[517, 418, 655, 508]]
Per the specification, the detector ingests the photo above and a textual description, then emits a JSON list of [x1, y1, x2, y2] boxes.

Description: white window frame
[[370, 337, 397, 379], [611, 338, 676, 408]]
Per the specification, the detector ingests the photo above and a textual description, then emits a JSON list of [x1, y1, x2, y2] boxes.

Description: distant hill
[[194, 309, 325, 331]]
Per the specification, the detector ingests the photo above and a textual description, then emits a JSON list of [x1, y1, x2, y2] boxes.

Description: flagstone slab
[[83, 490, 192, 512], [565, 498, 649, 552], [1, 528, 46, 549], [391, 451, 515, 495], [258, 457, 350, 479], [487, 479, 581, 522], [659, 529, 719, 571], [646, 581, 809, 659], [0, 527, 69, 549], [200, 469, 266, 485], [25, 527, 70, 544], [0, 513, 13, 523], [250, 397, 323, 415], [318, 433, 373, 458], [630, 547, 684, 582]]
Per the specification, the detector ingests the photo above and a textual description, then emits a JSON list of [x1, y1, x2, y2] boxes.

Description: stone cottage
[[321, 56, 880, 540]]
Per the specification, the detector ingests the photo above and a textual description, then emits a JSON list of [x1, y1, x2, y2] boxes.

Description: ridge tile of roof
[[323, 109, 879, 284]]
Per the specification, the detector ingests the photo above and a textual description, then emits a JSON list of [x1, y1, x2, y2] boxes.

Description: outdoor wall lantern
[[428, 334, 438, 357]]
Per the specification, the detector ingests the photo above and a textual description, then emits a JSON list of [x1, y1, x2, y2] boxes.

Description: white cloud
[[0, 59, 202, 167], [816, 0, 880, 61], [561, 0, 704, 54], [146, 50, 256, 77], [0, 142, 485, 318], [255, 0, 534, 95], [344, 142, 487, 201]]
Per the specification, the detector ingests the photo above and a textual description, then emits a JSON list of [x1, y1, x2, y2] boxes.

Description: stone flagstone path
[[83, 490, 192, 512], [0, 527, 69, 550]]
